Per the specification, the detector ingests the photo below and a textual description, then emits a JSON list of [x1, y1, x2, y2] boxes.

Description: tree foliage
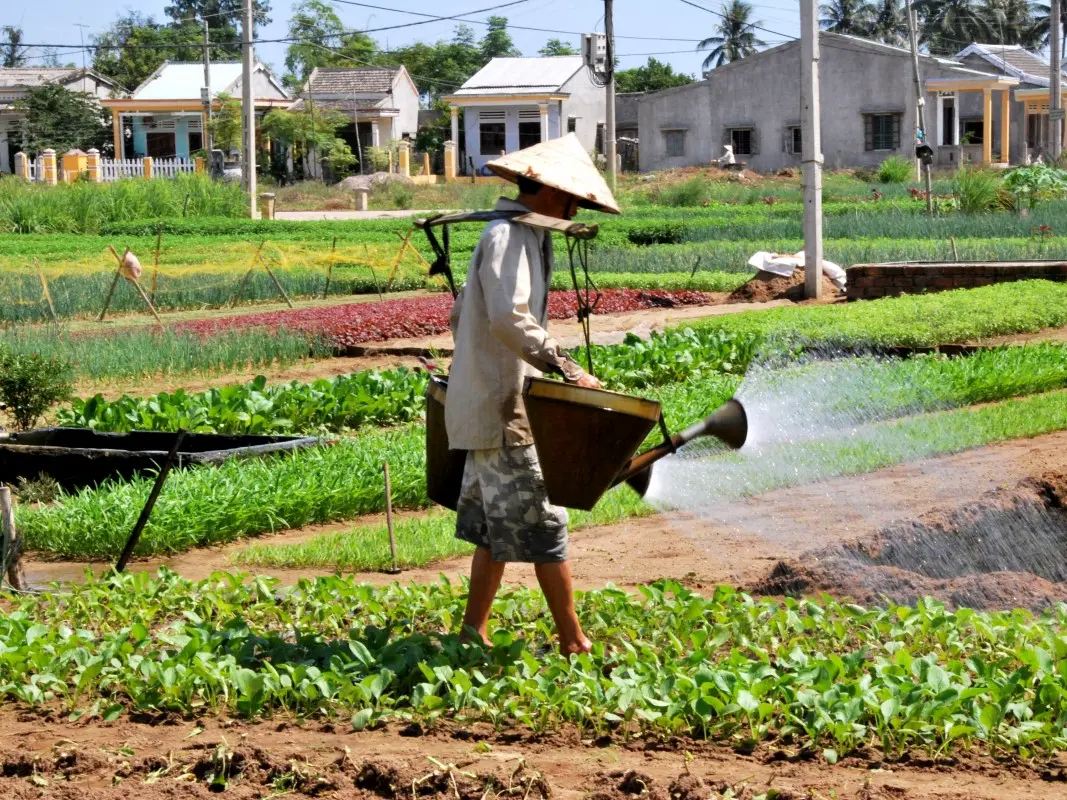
[[11, 84, 111, 157], [2, 26, 27, 68], [209, 92, 243, 154], [615, 57, 694, 93], [282, 0, 376, 90], [260, 106, 356, 173], [697, 0, 767, 71], [163, 0, 272, 41], [91, 13, 207, 91], [539, 38, 579, 56]]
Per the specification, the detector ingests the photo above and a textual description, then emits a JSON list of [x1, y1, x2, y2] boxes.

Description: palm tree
[[820, 0, 875, 35], [914, 0, 992, 53], [868, 0, 908, 45], [981, 0, 1040, 47], [697, 0, 767, 71], [1031, 1, 1067, 59]]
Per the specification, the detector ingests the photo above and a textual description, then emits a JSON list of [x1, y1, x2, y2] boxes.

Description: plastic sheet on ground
[[746, 250, 847, 292]]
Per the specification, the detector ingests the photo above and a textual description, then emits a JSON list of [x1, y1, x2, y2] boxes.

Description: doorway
[[146, 132, 176, 159]]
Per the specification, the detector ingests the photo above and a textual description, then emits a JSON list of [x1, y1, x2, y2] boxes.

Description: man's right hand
[[575, 373, 602, 390]]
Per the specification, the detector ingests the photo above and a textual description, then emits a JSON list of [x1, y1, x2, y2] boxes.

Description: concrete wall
[[615, 92, 642, 137], [561, 66, 606, 153], [637, 80, 713, 171], [391, 73, 420, 139], [637, 35, 1030, 172]]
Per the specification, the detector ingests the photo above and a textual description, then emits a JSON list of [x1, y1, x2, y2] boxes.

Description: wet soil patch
[[753, 472, 1067, 610]]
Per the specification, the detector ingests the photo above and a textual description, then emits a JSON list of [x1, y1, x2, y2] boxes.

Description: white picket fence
[[26, 156, 42, 181], [100, 158, 145, 182], [152, 157, 197, 178]]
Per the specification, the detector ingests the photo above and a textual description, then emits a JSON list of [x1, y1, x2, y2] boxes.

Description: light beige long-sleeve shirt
[[445, 198, 585, 451]]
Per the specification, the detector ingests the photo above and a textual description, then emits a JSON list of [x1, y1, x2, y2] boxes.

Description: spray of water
[[645, 350, 951, 509]]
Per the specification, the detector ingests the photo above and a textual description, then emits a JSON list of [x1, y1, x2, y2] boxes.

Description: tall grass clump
[[875, 156, 913, 184], [654, 177, 711, 207], [953, 167, 1001, 213], [0, 174, 246, 234]]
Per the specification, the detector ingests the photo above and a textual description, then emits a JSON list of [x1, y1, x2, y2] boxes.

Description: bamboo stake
[[261, 259, 294, 308], [323, 236, 337, 299], [108, 245, 162, 324], [950, 237, 959, 262], [384, 461, 399, 574], [385, 229, 413, 292], [150, 222, 163, 302], [229, 240, 267, 307], [97, 259, 125, 322], [115, 430, 186, 573], [0, 487, 25, 592], [34, 260, 58, 323]]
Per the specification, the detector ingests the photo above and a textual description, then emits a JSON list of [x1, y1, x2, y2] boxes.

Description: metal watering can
[[424, 376, 747, 512], [522, 378, 747, 510]]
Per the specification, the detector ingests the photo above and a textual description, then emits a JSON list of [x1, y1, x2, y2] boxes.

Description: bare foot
[[459, 625, 489, 647]]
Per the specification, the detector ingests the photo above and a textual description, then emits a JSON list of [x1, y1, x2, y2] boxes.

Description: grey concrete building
[[638, 33, 1060, 173]]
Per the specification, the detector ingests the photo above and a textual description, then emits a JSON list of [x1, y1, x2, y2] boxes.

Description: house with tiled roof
[[443, 56, 605, 175], [289, 66, 419, 159], [955, 44, 1067, 160], [0, 66, 120, 174]]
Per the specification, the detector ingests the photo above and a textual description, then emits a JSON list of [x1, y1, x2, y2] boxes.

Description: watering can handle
[[657, 414, 676, 454]]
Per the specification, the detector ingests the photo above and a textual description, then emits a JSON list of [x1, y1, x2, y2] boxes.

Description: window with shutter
[[863, 113, 901, 151], [864, 115, 874, 151], [726, 127, 754, 156]]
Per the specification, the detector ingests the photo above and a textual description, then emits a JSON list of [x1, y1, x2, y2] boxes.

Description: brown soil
[[727, 267, 842, 304], [0, 707, 1060, 799], [754, 470, 1067, 611], [25, 429, 1067, 605]]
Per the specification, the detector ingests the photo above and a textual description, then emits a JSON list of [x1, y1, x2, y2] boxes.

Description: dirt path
[[0, 708, 1059, 800], [26, 430, 1067, 598], [73, 299, 792, 397]]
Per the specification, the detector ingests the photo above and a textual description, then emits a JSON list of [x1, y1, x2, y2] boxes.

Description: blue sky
[[5, 0, 801, 82]]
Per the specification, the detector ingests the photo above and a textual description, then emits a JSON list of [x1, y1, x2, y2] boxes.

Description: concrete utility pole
[[1052, 0, 1063, 159], [202, 20, 214, 151], [906, 3, 934, 214], [241, 0, 259, 218], [800, 0, 823, 299], [604, 0, 617, 191]]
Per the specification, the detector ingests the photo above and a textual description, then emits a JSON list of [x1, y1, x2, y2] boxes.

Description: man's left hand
[[575, 373, 601, 390]]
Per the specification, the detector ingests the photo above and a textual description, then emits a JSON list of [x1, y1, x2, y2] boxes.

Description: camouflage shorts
[[455, 445, 569, 563]]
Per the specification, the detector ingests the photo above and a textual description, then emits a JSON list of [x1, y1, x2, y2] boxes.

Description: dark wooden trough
[[0, 428, 321, 490]]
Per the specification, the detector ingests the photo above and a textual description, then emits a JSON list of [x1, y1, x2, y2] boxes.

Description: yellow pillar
[[62, 149, 87, 182], [86, 148, 102, 182], [397, 139, 410, 177], [14, 152, 29, 180], [1000, 90, 1010, 163], [444, 141, 457, 181], [112, 110, 123, 159], [143, 156, 153, 179], [422, 151, 431, 176], [195, 156, 205, 174], [982, 89, 992, 164], [41, 149, 57, 184]]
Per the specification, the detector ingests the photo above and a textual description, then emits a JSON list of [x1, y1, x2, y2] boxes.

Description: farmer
[[445, 134, 620, 656]]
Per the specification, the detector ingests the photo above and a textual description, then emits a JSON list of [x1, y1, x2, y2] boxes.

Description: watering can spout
[[615, 398, 748, 498]]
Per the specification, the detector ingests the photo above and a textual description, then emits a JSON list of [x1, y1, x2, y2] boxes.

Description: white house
[[0, 67, 119, 174], [101, 61, 289, 160], [288, 66, 419, 159], [444, 56, 604, 175]]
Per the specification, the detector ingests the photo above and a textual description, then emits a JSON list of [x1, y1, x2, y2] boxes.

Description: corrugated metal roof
[[134, 62, 244, 99], [454, 56, 583, 96], [307, 67, 398, 94]]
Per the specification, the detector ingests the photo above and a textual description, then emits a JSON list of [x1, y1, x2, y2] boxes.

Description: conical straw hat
[[486, 133, 620, 214]]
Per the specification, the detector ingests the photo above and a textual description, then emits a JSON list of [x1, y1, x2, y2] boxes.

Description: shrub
[[952, 167, 1001, 213], [363, 146, 391, 172], [0, 348, 74, 430], [626, 221, 687, 245], [875, 156, 913, 184], [1002, 164, 1067, 210]]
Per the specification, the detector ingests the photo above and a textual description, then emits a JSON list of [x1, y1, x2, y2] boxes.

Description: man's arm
[[479, 223, 587, 383]]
